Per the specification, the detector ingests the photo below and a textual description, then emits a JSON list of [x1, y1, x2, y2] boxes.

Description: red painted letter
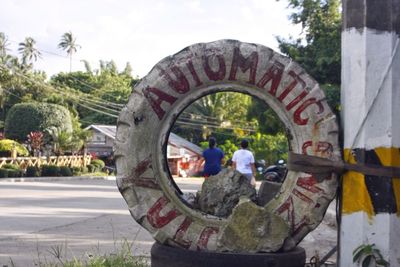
[[229, 47, 258, 84], [159, 66, 190, 94], [147, 196, 181, 228], [293, 98, 324, 125], [202, 52, 226, 81], [173, 217, 193, 248], [196, 227, 219, 251], [143, 87, 177, 120], [256, 61, 284, 95], [277, 70, 306, 102]]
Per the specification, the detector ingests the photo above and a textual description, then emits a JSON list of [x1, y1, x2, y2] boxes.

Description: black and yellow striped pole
[[341, 0, 400, 265]]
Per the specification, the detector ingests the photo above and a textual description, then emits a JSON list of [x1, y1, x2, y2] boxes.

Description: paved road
[[0, 178, 337, 266]]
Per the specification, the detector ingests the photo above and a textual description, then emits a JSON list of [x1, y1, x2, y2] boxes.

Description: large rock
[[197, 169, 256, 217], [220, 199, 290, 252]]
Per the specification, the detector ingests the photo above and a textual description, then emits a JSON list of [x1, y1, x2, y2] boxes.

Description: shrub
[[91, 159, 105, 170], [0, 139, 29, 157], [4, 103, 73, 142], [81, 166, 89, 173], [2, 163, 20, 170], [7, 169, 21, 177], [87, 164, 97, 173], [71, 167, 81, 175], [0, 168, 8, 178], [41, 165, 60, 177], [26, 166, 40, 177], [59, 166, 73, 176], [2, 164, 23, 177]]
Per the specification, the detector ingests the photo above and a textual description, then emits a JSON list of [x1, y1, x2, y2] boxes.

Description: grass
[[4, 239, 149, 267]]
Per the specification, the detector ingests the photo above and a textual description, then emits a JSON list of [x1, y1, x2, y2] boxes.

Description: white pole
[[340, 0, 400, 265]]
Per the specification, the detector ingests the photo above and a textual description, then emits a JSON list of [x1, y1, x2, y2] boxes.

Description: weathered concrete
[[115, 39, 340, 252], [197, 169, 256, 217]]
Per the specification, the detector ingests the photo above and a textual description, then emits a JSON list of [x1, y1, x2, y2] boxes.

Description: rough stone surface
[[257, 180, 282, 206], [197, 169, 256, 217], [219, 199, 290, 252]]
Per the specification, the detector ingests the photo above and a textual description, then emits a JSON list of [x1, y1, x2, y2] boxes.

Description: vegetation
[[0, 1, 341, 169], [4, 103, 73, 142], [0, 139, 29, 156], [277, 0, 341, 114]]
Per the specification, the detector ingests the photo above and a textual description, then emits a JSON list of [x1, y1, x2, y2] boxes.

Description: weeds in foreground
[[4, 238, 149, 267]]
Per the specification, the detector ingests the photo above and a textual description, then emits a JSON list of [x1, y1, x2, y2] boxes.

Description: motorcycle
[[262, 159, 287, 183]]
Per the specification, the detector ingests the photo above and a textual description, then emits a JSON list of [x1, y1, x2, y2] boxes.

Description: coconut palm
[[58, 31, 81, 72], [18, 37, 41, 67], [0, 32, 10, 60]]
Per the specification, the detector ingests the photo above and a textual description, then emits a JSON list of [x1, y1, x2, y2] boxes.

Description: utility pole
[[341, 0, 400, 265]]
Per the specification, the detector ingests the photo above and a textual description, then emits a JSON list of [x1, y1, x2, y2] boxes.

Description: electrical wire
[[0, 64, 120, 118]]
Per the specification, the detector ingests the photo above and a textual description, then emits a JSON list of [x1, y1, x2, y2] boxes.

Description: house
[[85, 125, 203, 176]]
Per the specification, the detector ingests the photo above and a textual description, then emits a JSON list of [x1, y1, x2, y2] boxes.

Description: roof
[[85, 125, 203, 155], [168, 133, 203, 155], [85, 125, 116, 140]]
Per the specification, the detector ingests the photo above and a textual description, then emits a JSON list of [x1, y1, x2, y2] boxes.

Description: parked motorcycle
[[262, 159, 287, 183]]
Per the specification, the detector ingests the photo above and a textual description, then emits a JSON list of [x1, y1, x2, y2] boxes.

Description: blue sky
[[1, 0, 301, 78]]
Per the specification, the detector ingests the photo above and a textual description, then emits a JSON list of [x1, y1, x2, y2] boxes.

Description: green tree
[[122, 62, 133, 77], [247, 97, 285, 135], [0, 32, 10, 61], [58, 31, 81, 72], [4, 102, 73, 142], [277, 0, 341, 113], [249, 132, 288, 165], [18, 37, 41, 68]]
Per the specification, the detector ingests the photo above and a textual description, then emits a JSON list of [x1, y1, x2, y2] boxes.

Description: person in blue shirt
[[202, 137, 224, 177]]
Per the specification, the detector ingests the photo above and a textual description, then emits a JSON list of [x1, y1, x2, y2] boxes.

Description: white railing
[[0, 155, 91, 169]]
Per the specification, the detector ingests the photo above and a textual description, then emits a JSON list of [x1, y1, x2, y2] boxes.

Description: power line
[[0, 64, 120, 119], [175, 120, 256, 133], [182, 111, 257, 126], [0, 63, 122, 112]]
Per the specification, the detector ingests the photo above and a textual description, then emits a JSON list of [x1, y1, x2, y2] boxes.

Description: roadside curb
[[0, 175, 116, 183]]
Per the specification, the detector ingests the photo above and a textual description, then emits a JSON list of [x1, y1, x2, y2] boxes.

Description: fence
[[0, 155, 92, 169]]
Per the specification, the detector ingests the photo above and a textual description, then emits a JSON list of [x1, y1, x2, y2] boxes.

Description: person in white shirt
[[231, 139, 256, 182]]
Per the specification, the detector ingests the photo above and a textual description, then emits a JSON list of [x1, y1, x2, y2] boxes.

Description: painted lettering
[[296, 176, 325, 194], [143, 87, 178, 120], [159, 66, 190, 94], [173, 217, 193, 249], [202, 52, 226, 81], [292, 188, 314, 205], [256, 61, 284, 95], [276, 196, 309, 235], [122, 157, 161, 190], [293, 98, 324, 125], [302, 141, 333, 155], [196, 227, 219, 251], [186, 60, 203, 87], [147, 196, 181, 228], [277, 70, 306, 102], [285, 90, 309, 111], [228, 47, 259, 84]]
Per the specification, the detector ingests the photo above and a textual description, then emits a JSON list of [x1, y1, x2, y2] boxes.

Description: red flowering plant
[[27, 131, 44, 156]]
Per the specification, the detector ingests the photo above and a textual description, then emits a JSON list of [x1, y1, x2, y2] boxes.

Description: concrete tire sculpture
[[115, 39, 340, 254]]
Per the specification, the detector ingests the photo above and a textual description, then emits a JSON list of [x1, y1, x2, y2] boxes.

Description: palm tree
[[58, 31, 81, 72], [18, 37, 41, 67], [0, 32, 10, 60]]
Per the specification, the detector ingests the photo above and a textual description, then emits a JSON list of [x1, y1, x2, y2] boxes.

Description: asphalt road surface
[[0, 178, 337, 266]]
